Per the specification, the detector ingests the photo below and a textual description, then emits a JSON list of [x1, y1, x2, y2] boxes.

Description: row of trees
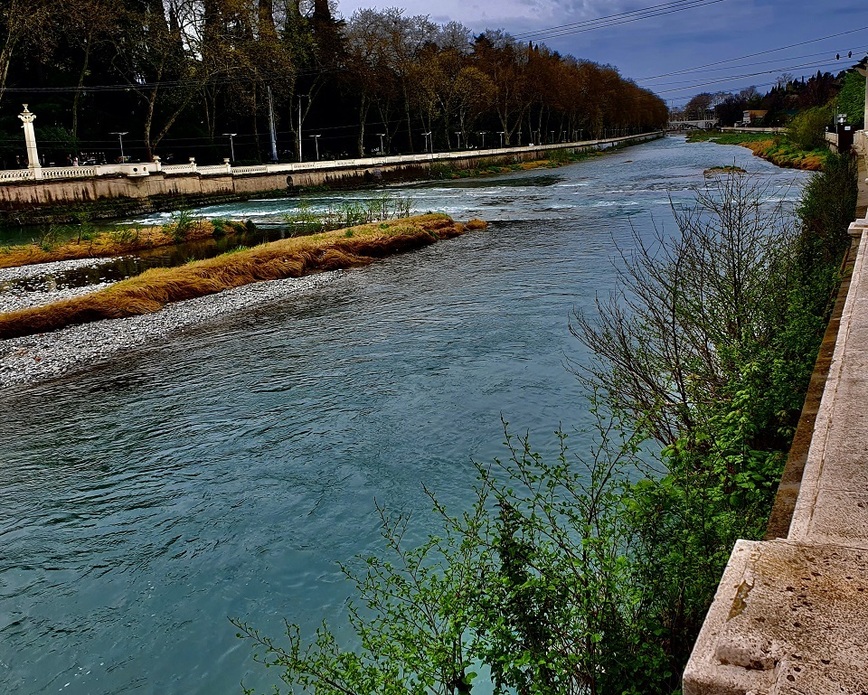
[[677, 69, 865, 128], [0, 0, 667, 166]]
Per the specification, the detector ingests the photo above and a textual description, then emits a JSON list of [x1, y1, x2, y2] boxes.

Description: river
[[0, 137, 809, 694]]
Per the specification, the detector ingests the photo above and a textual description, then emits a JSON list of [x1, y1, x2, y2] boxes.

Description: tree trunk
[[72, 31, 93, 140]]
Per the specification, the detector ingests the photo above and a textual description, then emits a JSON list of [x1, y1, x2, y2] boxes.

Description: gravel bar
[[0, 257, 130, 313], [0, 271, 340, 390], [0, 256, 121, 283]]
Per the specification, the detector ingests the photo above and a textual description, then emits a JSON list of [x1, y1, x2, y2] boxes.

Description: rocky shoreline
[[0, 261, 339, 390]]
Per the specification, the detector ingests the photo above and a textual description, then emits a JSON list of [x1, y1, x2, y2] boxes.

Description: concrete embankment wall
[[0, 132, 662, 225]]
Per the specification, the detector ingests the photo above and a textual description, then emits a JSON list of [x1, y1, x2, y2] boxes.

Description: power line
[[512, 0, 726, 40], [644, 47, 868, 87], [641, 47, 868, 90], [652, 57, 853, 96], [636, 25, 868, 81]]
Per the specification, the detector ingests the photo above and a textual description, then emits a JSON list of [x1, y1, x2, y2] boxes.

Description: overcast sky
[[333, 0, 868, 108]]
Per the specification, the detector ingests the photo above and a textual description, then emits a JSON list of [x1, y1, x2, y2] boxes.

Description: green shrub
[[168, 208, 193, 243], [787, 106, 832, 151], [835, 70, 866, 128]]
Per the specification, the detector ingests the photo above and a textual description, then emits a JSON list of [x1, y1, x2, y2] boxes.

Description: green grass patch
[[687, 131, 830, 171]]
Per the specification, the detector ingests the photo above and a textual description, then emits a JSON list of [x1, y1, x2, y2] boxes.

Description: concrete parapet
[[684, 225, 868, 693], [684, 539, 868, 694], [0, 132, 663, 224]]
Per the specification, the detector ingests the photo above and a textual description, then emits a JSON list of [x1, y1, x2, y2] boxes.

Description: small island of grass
[[0, 214, 486, 340], [704, 165, 747, 176]]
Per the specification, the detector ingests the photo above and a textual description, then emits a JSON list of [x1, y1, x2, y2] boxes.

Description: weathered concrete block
[[684, 539, 868, 695]]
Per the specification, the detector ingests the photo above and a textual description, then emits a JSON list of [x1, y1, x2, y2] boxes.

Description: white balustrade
[[231, 165, 268, 175], [0, 170, 32, 181], [0, 132, 662, 186], [161, 163, 198, 174], [197, 165, 231, 175]]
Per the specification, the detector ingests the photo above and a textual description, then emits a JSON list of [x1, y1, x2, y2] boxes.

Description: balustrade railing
[[0, 133, 662, 185], [231, 165, 268, 175], [41, 166, 99, 180], [161, 163, 198, 174], [0, 169, 32, 181]]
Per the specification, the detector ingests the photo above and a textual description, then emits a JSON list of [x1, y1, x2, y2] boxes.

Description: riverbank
[[0, 271, 339, 390], [687, 131, 829, 170], [0, 213, 481, 388], [0, 218, 229, 268]]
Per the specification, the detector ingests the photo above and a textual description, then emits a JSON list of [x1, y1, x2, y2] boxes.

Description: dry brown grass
[[0, 214, 475, 339], [0, 220, 218, 269]]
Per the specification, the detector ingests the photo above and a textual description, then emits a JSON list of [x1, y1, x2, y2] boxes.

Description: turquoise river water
[[0, 137, 809, 694]]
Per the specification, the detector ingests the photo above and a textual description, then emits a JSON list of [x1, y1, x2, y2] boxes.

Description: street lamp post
[[109, 131, 128, 162], [222, 132, 237, 162], [497, 131, 505, 148], [454, 131, 462, 150], [310, 134, 321, 161], [478, 131, 486, 148], [375, 133, 386, 154], [550, 130, 555, 144], [422, 132, 432, 153]]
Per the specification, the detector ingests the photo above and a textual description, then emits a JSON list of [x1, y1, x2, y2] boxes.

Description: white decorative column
[[18, 104, 43, 179]]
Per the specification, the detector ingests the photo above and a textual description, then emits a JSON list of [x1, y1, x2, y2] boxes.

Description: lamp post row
[[14, 101, 682, 167]]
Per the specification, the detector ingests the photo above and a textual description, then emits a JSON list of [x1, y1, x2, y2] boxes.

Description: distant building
[[742, 110, 769, 125]]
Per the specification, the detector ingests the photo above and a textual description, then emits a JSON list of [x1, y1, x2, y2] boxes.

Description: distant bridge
[[667, 119, 718, 131]]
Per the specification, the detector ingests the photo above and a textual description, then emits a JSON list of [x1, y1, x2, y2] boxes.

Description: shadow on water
[[0, 226, 295, 293]]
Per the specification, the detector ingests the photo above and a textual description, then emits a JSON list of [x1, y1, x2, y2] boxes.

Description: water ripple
[[0, 137, 810, 694]]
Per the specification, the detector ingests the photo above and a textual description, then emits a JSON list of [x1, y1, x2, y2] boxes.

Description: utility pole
[[267, 86, 278, 162]]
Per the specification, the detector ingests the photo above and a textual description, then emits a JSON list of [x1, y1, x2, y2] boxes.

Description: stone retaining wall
[[0, 133, 662, 225]]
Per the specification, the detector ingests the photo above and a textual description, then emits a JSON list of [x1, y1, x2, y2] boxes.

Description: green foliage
[[283, 194, 415, 235], [71, 211, 95, 244], [237, 166, 855, 694], [168, 208, 194, 243], [211, 218, 229, 238], [835, 70, 865, 128], [787, 106, 832, 151], [34, 226, 62, 252], [108, 228, 133, 245], [546, 148, 573, 164]]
